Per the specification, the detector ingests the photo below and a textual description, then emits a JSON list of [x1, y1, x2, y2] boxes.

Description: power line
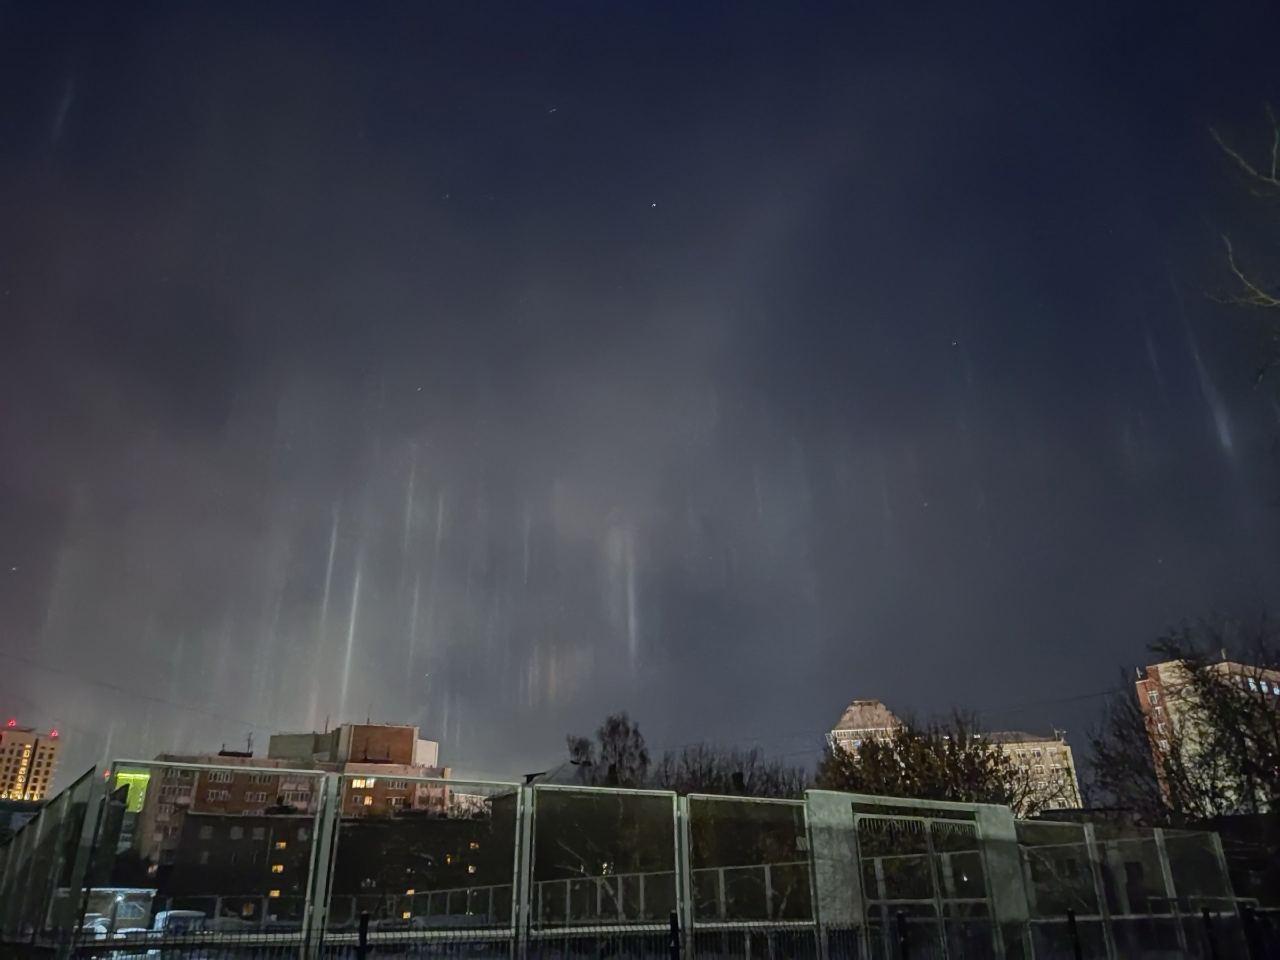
[[0, 647, 276, 734]]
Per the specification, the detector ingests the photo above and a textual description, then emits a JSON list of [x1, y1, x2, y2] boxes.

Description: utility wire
[[0, 647, 276, 734]]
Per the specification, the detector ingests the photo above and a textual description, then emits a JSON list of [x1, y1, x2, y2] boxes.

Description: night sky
[[3, 1, 1279, 786]]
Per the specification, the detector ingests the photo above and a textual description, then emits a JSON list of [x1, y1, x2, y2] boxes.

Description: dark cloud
[[1, 0, 1279, 784]]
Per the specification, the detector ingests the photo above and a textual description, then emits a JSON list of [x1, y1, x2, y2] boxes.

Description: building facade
[[827, 699, 903, 752], [132, 723, 449, 869], [984, 730, 1082, 813], [1136, 656, 1280, 807], [0, 720, 60, 801], [828, 701, 1081, 814]]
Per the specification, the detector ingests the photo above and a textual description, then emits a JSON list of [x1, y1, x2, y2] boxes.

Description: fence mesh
[[0, 764, 1266, 959]]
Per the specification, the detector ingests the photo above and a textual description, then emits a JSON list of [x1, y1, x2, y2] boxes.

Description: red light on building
[[49, 729, 59, 738], [5, 719, 14, 728]]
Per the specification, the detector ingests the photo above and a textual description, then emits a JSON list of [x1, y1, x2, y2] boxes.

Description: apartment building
[[0, 720, 60, 802], [985, 730, 1083, 813], [131, 722, 448, 868], [1136, 656, 1280, 807]]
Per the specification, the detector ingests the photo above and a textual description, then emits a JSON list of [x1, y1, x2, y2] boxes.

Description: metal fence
[[0, 763, 1265, 959]]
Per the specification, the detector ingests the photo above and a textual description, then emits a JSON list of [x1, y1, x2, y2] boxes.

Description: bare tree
[[1210, 106, 1280, 380], [565, 712, 650, 787], [1089, 616, 1280, 822], [566, 717, 809, 798], [815, 712, 1029, 809], [650, 743, 809, 799], [1088, 675, 1182, 823]]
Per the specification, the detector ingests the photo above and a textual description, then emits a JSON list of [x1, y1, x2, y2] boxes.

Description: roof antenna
[[246, 732, 254, 755], [323, 715, 330, 734]]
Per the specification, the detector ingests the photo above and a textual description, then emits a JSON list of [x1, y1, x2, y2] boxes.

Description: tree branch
[[1221, 234, 1280, 309]]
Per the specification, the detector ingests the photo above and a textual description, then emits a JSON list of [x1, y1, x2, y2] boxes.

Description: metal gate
[[854, 814, 997, 960]]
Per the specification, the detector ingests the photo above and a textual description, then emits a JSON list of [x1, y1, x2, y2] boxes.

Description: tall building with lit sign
[[0, 720, 61, 801]]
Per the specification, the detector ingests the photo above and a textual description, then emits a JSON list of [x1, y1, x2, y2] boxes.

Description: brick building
[[1136, 656, 1280, 806], [132, 722, 448, 869]]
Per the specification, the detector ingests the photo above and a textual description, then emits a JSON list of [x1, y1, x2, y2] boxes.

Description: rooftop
[[984, 730, 1067, 745], [832, 699, 903, 732]]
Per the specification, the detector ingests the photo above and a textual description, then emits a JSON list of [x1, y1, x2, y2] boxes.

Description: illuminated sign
[[113, 771, 152, 813]]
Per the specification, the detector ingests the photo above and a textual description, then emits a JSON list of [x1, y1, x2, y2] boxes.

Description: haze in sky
[[1, 1, 1279, 785]]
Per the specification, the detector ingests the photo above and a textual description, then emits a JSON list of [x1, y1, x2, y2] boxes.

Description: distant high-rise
[[1136, 656, 1280, 808], [983, 730, 1082, 813], [828, 699, 1082, 814], [827, 699, 903, 752], [0, 720, 61, 802]]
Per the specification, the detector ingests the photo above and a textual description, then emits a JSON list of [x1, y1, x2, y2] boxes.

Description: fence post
[[1241, 905, 1263, 960], [514, 784, 536, 960], [1081, 823, 1117, 960], [1066, 908, 1084, 960], [356, 911, 370, 960], [303, 772, 340, 959], [895, 910, 910, 960], [669, 910, 681, 960], [675, 795, 695, 957], [1152, 829, 1189, 957], [763, 862, 774, 921], [1202, 906, 1219, 960], [14, 800, 48, 945], [60, 771, 108, 960]]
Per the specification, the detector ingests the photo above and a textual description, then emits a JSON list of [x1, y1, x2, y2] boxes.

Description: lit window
[[467, 864, 477, 875], [271, 864, 284, 874], [446, 854, 454, 865], [363, 795, 373, 806], [1262, 681, 1271, 694], [351, 778, 366, 789], [402, 911, 411, 920], [405, 888, 415, 896], [268, 890, 281, 899], [275, 840, 288, 850], [1248, 678, 1258, 692], [469, 841, 480, 850]]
